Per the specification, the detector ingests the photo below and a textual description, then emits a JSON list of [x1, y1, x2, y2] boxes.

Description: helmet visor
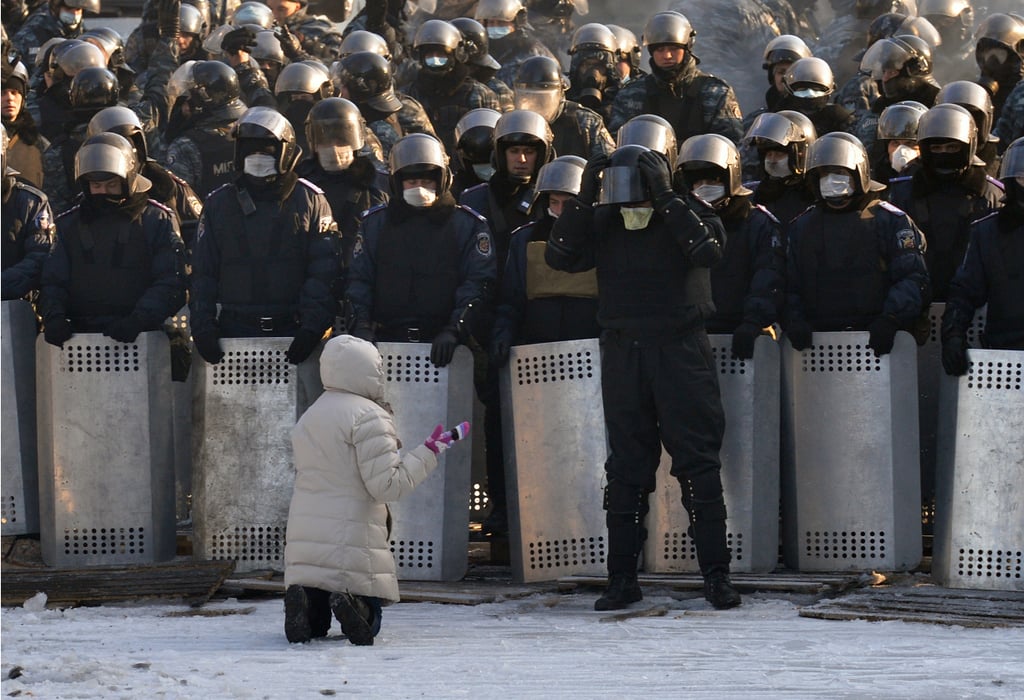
[[308, 117, 365, 150], [598, 165, 648, 205], [512, 88, 561, 123]]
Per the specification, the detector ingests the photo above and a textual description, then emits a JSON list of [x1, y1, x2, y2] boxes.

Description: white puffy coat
[[284, 334, 438, 604]]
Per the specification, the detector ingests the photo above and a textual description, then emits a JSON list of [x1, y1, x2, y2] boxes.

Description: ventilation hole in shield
[[212, 348, 291, 386], [62, 343, 142, 373], [526, 536, 605, 570], [514, 350, 596, 385], [803, 530, 886, 559], [801, 344, 883, 373], [712, 345, 747, 375], [966, 360, 1023, 391], [209, 525, 285, 562], [62, 526, 147, 557], [660, 531, 743, 563], [383, 354, 442, 384], [2, 495, 19, 524], [391, 540, 435, 568], [956, 548, 1023, 579]]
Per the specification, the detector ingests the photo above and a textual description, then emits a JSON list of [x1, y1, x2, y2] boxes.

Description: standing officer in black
[[38, 132, 187, 346], [189, 107, 339, 366], [545, 144, 742, 611]]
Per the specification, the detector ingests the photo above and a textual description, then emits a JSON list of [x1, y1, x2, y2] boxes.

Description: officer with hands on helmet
[[345, 132, 496, 363], [941, 135, 1024, 376], [887, 103, 1003, 301], [675, 133, 785, 360], [513, 55, 614, 161], [37, 132, 187, 347], [783, 132, 931, 357], [188, 106, 340, 366], [490, 154, 599, 367], [2, 123, 55, 301], [544, 142, 741, 612]]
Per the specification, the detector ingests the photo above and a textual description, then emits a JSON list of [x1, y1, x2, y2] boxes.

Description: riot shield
[[2, 300, 39, 535]]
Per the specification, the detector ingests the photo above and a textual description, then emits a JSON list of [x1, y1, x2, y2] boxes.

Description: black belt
[[376, 325, 440, 343], [219, 309, 298, 333]]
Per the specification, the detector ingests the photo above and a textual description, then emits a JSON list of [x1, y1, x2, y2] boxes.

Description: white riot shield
[[36, 332, 176, 567], [645, 335, 781, 574], [917, 304, 986, 535], [2, 300, 39, 535], [781, 331, 922, 572], [191, 337, 323, 573], [933, 349, 1024, 592], [500, 339, 607, 584], [379, 343, 474, 582]]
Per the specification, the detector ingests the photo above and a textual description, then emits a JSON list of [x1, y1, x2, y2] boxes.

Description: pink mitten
[[424, 424, 450, 454]]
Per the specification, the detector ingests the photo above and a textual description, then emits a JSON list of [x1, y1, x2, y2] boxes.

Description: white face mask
[[890, 144, 918, 173], [819, 172, 854, 199], [58, 9, 81, 26], [764, 153, 793, 179], [317, 145, 354, 172], [621, 206, 653, 230], [487, 25, 512, 40], [424, 56, 450, 69], [547, 206, 560, 219], [693, 184, 727, 204], [472, 163, 496, 181], [243, 153, 278, 178], [403, 185, 437, 208]]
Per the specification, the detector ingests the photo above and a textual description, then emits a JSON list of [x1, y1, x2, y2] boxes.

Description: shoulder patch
[[878, 200, 907, 216], [33, 206, 52, 231], [351, 233, 364, 259], [318, 214, 336, 233], [456, 203, 489, 224], [475, 231, 493, 257], [13, 180, 48, 201], [296, 177, 325, 195], [896, 228, 918, 250], [753, 203, 780, 225]]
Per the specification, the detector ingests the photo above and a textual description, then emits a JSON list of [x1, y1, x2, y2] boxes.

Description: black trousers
[[600, 327, 730, 576]]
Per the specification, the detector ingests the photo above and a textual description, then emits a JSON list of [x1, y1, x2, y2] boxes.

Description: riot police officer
[[475, 0, 558, 89], [870, 100, 928, 183], [783, 132, 930, 355], [749, 34, 813, 124], [779, 57, 858, 138], [605, 24, 643, 86], [164, 60, 248, 199], [451, 16, 515, 112], [451, 107, 501, 196], [941, 135, 1024, 375], [545, 144, 741, 611], [38, 132, 187, 345], [973, 12, 1024, 121], [743, 110, 818, 233], [189, 107, 340, 365], [608, 11, 743, 145], [921, 0, 976, 83], [2, 124, 55, 300], [274, 60, 333, 155], [675, 133, 785, 359], [345, 132, 496, 356], [11, 0, 96, 70], [513, 55, 614, 161], [935, 80, 1000, 173], [888, 103, 1003, 301], [565, 22, 622, 124]]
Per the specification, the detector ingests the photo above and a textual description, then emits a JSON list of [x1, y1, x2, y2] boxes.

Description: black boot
[[594, 573, 643, 611], [330, 592, 375, 646], [284, 585, 313, 643], [703, 570, 742, 610]]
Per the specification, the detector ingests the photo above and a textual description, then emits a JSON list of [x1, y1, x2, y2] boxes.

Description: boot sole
[[594, 589, 643, 611], [284, 585, 313, 644], [330, 593, 375, 646]]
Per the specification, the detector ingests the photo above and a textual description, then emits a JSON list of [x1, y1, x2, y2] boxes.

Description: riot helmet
[[676, 133, 751, 206], [597, 144, 651, 206], [413, 20, 467, 75], [615, 114, 677, 170], [50, 40, 106, 83], [806, 132, 882, 200], [454, 107, 502, 179], [231, 105, 301, 174], [87, 105, 148, 161], [762, 34, 812, 88], [185, 0, 213, 34], [296, 21, 344, 63], [860, 33, 933, 98], [876, 99, 929, 140], [493, 109, 555, 183], [75, 132, 152, 196], [744, 110, 814, 177], [899, 16, 943, 49], [512, 56, 567, 123], [388, 132, 451, 197], [332, 51, 402, 114], [867, 13, 909, 49], [642, 11, 695, 50], [274, 60, 333, 100], [606, 24, 641, 77], [81, 27, 126, 66], [999, 136, 1024, 203], [855, 0, 915, 17], [252, 30, 285, 85], [917, 102, 978, 176], [567, 23, 618, 109], [475, 0, 528, 27], [531, 154, 584, 213], [570, 23, 617, 55], [305, 97, 365, 172], [935, 80, 995, 143], [782, 57, 836, 112], [974, 13, 1024, 88], [451, 17, 500, 70], [3, 61, 30, 97], [339, 30, 391, 60], [49, 0, 99, 29], [69, 66, 119, 115], [189, 59, 246, 121], [921, 0, 974, 46], [231, 1, 274, 29], [180, 4, 208, 38]]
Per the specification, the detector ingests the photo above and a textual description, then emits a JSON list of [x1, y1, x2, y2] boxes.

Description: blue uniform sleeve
[[299, 192, 342, 335], [188, 206, 221, 338], [345, 212, 380, 329], [1, 191, 55, 300], [493, 225, 530, 347], [783, 217, 809, 326], [942, 219, 991, 339], [131, 207, 188, 327], [450, 208, 498, 332], [880, 211, 931, 325], [37, 215, 73, 324], [741, 207, 785, 328]]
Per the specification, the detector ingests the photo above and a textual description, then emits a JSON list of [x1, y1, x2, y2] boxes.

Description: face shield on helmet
[[861, 34, 933, 98], [305, 97, 365, 172], [454, 107, 501, 179], [676, 133, 750, 206], [744, 110, 812, 178], [50, 40, 106, 84], [388, 132, 451, 200], [531, 154, 584, 214], [917, 102, 978, 176], [616, 114, 677, 170], [512, 56, 567, 123], [232, 106, 301, 175], [598, 144, 651, 206], [87, 105, 148, 161], [806, 132, 880, 204]]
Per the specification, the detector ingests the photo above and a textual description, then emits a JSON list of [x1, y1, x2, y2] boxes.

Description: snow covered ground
[[3, 586, 1023, 699]]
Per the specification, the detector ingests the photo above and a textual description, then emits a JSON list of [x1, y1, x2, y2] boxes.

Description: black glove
[[868, 315, 899, 357], [286, 329, 320, 365], [157, 0, 181, 39], [731, 323, 761, 360], [430, 329, 459, 367], [636, 149, 675, 207], [221, 26, 257, 54], [104, 315, 147, 343], [942, 336, 969, 376], [786, 320, 813, 351], [194, 332, 225, 365], [577, 153, 609, 205], [275, 25, 302, 60], [490, 337, 510, 368], [44, 317, 73, 348]]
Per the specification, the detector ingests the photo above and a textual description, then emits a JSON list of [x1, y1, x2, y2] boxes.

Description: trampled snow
[[3, 588, 1023, 699]]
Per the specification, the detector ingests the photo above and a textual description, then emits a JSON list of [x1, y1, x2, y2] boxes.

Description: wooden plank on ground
[[559, 572, 868, 596], [1, 559, 236, 608]]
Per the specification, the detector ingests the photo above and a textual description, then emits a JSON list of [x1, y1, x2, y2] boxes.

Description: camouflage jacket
[[994, 80, 1024, 145], [11, 6, 82, 71]]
